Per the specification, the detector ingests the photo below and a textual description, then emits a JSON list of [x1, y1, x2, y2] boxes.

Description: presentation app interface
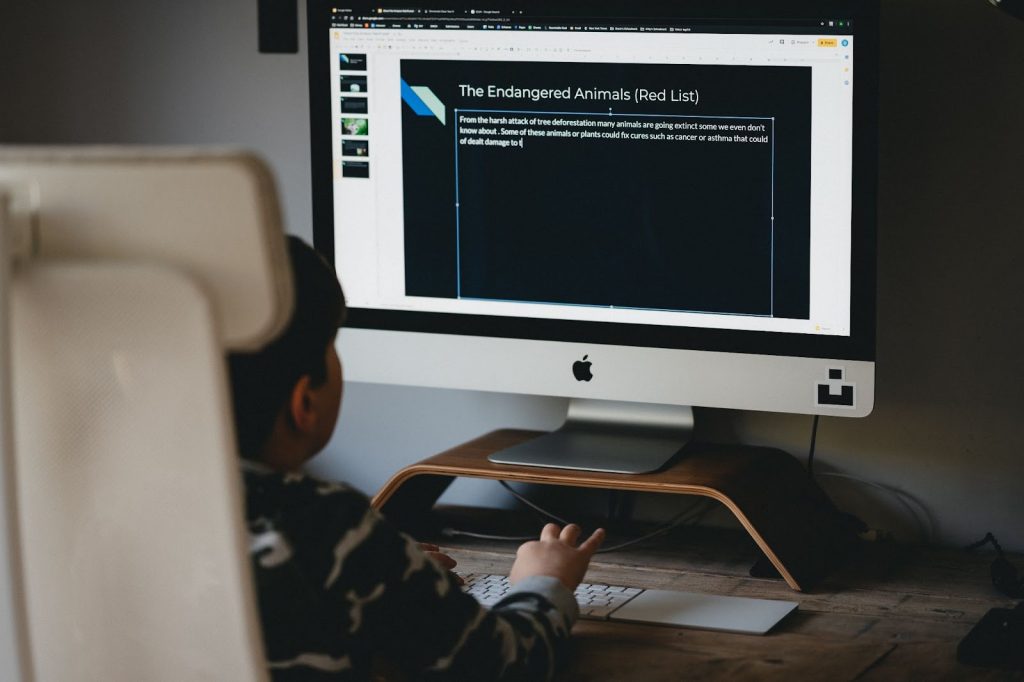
[[328, 6, 856, 336]]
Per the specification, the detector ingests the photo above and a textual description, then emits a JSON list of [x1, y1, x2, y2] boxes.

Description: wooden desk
[[423, 507, 1022, 681]]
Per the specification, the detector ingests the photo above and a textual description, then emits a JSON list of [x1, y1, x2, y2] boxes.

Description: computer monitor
[[308, 0, 878, 473]]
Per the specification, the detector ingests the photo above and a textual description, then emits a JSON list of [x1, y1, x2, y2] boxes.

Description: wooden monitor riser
[[372, 429, 858, 592]]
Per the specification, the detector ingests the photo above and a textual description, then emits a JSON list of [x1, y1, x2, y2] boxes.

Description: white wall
[[2, 0, 1023, 560]]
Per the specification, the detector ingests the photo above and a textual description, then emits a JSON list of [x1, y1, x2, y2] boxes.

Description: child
[[228, 236, 605, 680]]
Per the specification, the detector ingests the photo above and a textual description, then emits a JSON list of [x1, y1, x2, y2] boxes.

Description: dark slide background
[[401, 60, 811, 318]]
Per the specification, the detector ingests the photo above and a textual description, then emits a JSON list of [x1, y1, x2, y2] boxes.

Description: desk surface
[[426, 507, 1022, 681]]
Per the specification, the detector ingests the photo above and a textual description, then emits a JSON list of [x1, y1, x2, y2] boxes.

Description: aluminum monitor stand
[[488, 399, 693, 474]]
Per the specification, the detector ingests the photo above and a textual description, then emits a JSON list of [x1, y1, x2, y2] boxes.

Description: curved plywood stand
[[373, 429, 858, 592]]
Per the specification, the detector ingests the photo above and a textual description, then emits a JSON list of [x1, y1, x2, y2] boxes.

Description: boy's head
[[228, 236, 346, 468]]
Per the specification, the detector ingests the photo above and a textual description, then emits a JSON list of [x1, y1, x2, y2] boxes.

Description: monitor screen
[[309, 0, 878, 420]]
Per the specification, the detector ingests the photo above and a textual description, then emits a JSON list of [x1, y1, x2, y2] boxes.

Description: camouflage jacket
[[242, 463, 579, 681]]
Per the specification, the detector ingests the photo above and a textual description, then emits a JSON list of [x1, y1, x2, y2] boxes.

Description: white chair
[[0, 148, 293, 681]]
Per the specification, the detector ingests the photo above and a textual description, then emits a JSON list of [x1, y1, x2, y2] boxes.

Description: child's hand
[[509, 523, 606, 591], [419, 542, 465, 585]]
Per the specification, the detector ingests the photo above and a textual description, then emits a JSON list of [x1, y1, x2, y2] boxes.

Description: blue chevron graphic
[[401, 79, 446, 125]]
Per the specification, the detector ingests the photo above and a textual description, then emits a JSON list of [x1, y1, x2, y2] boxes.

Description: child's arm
[[315, 495, 601, 679]]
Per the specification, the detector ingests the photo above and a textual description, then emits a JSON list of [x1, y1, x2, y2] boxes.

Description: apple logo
[[572, 355, 593, 382]]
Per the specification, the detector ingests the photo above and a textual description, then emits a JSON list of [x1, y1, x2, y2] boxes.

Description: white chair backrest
[[0, 148, 286, 681], [0, 147, 293, 351]]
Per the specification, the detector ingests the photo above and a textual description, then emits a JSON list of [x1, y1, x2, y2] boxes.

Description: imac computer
[[308, 0, 879, 474]]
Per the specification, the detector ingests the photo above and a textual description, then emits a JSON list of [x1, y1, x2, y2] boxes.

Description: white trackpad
[[608, 589, 798, 635]]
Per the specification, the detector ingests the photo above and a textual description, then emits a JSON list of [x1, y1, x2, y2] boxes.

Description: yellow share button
[[817, 38, 838, 47]]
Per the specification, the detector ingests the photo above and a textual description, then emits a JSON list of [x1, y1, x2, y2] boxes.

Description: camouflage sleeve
[[315, 489, 578, 680]]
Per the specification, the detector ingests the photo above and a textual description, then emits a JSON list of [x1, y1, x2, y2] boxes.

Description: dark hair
[[228, 236, 346, 459]]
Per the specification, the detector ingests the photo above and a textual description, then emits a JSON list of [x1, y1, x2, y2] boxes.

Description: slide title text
[[458, 84, 700, 105]]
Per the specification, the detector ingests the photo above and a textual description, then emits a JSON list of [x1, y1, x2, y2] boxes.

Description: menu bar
[[329, 7, 855, 35]]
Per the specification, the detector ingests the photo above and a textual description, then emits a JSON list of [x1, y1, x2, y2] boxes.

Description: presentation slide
[[400, 59, 811, 319]]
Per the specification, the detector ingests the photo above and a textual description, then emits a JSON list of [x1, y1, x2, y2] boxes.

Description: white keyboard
[[461, 573, 643, 620], [462, 573, 800, 634]]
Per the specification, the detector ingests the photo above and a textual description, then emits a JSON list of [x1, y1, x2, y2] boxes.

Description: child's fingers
[[578, 528, 606, 556], [427, 551, 457, 570], [559, 523, 582, 545], [540, 523, 561, 541]]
